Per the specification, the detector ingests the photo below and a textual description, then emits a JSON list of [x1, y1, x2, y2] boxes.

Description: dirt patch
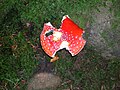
[[86, 1, 120, 59], [27, 72, 61, 90]]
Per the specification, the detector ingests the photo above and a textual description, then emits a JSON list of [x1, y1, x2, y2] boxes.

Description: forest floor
[[0, 0, 120, 90]]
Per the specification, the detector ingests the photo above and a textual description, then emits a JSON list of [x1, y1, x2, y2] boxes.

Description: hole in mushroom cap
[[45, 30, 53, 37]]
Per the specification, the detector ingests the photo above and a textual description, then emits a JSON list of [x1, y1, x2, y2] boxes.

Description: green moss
[[0, 6, 37, 89]]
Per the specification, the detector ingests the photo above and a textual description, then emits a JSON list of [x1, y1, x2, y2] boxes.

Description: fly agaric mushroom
[[40, 22, 63, 58], [40, 15, 86, 62], [60, 15, 86, 56]]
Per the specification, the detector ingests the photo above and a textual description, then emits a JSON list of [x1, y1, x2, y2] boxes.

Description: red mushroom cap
[[60, 15, 84, 36], [40, 22, 62, 57], [60, 15, 86, 56], [40, 15, 86, 57]]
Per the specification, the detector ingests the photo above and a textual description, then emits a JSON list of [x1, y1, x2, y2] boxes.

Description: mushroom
[[40, 15, 86, 62], [40, 22, 62, 58], [60, 15, 86, 56]]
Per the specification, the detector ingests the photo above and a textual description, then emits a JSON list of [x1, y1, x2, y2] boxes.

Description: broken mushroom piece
[[50, 55, 59, 62], [40, 22, 63, 58], [60, 15, 86, 56], [40, 15, 86, 62]]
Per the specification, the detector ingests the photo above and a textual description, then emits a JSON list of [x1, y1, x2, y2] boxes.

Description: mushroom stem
[[50, 56, 59, 62]]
